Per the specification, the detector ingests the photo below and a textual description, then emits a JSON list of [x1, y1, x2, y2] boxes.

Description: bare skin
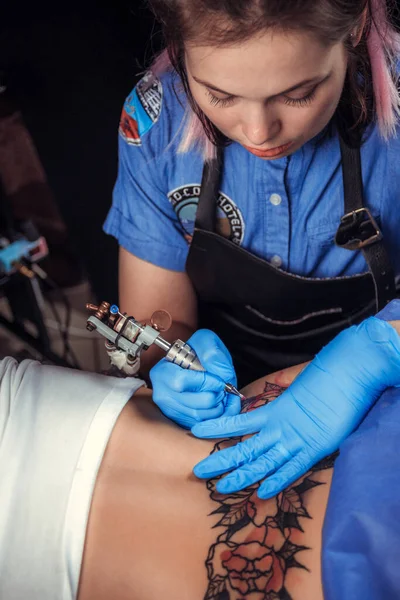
[[118, 247, 197, 379], [78, 362, 330, 600]]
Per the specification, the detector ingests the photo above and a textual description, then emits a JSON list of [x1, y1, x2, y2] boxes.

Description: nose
[[241, 105, 281, 147]]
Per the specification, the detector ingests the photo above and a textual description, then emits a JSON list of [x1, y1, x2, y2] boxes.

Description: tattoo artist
[[103, 1, 400, 497]]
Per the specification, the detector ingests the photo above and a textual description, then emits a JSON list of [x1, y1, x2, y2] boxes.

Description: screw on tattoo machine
[[85, 301, 244, 399]]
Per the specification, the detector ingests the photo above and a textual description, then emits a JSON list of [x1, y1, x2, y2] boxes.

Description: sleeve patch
[[119, 72, 164, 144], [119, 106, 141, 146]]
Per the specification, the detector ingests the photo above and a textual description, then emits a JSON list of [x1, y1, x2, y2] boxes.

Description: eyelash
[[206, 90, 236, 108], [206, 87, 317, 108], [283, 88, 317, 107]]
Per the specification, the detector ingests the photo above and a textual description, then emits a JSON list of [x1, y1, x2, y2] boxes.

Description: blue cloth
[[322, 384, 400, 599], [104, 68, 400, 278]]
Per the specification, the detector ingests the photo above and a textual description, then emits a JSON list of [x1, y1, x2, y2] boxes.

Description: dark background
[[1, 1, 400, 303], [0, 0, 162, 302]]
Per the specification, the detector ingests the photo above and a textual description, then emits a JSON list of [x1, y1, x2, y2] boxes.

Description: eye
[[206, 89, 236, 108], [283, 87, 317, 107]]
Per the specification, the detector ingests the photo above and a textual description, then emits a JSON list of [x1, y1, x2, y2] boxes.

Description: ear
[[351, 7, 368, 47]]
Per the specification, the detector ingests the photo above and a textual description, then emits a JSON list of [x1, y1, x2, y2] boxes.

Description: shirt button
[[271, 255, 282, 268], [269, 193, 282, 206]]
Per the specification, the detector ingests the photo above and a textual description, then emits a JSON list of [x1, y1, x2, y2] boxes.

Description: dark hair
[[148, 0, 400, 150]]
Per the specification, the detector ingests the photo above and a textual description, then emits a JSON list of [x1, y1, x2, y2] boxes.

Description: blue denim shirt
[[104, 69, 400, 279]]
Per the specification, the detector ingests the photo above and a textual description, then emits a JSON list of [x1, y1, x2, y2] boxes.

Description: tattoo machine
[[86, 301, 244, 399]]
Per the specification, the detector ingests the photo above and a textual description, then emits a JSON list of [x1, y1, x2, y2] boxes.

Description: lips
[[243, 141, 293, 158]]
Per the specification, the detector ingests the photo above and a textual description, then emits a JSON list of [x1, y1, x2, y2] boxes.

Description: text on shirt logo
[[168, 184, 245, 245]]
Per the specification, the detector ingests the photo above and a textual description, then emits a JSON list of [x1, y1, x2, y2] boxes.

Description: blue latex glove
[[192, 304, 400, 499], [150, 329, 241, 429]]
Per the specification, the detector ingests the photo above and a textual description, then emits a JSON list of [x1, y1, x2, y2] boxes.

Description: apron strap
[[337, 135, 396, 310], [194, 146, 223, 232], [194, 137, 395, 311]]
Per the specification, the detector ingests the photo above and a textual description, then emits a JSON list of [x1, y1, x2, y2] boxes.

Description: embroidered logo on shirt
[[119, 73, 163, 145], [168, 184, 245, 245]]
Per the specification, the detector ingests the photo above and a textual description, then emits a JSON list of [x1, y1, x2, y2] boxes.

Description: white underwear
[[0, 358, 144, 600]]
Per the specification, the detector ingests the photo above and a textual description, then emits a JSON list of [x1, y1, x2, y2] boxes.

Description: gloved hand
[[192, 302, 400, 499], [150, 329, 241, 429]]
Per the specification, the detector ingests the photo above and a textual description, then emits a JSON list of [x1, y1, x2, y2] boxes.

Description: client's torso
[[78, 372, 333, 600]]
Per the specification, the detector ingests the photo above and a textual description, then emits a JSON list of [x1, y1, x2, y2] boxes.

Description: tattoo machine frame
[[85, 301, 244, 398]]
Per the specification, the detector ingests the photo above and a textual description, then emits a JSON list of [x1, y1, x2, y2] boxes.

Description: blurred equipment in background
[[0, 71, 83, 288], [0, 74, 82, 367], [0, 0, 162, 302], [0, 210, 80, 368]]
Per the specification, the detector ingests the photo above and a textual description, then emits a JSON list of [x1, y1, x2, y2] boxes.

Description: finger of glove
[[216, 445, 288, 494], [191, 404, 270, 439], [150, 359, 226, 395], [257, 451, 311, 499], [223, 394, 242, 417], [162, 402, 226, 429], [193, 432, 274, 479], [187, 329, 237, 386], [170, 389, 226, 410]]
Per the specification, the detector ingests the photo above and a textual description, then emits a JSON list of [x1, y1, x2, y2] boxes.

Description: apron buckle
[[335, 208, 382, 251]]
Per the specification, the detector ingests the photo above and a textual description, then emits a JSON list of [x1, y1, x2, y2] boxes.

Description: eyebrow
[[192, 74, 329, 98]]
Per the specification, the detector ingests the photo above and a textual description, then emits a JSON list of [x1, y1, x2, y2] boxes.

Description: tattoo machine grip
[[163, 339, 244, 399]]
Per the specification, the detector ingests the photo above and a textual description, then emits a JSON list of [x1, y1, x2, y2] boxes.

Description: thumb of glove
[[187, 329, 237, 386]]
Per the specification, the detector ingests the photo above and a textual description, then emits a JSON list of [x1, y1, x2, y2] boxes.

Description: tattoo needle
[[224, 382, 246, 401]]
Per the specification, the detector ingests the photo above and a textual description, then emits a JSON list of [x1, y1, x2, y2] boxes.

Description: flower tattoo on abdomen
[[203, 382, 337, 600]]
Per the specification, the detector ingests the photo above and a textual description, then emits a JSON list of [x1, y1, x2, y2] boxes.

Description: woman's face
[[185, 29, 348, 159]]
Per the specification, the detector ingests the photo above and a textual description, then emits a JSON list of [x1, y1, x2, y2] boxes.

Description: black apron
[[186, 134, 397, 387]]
